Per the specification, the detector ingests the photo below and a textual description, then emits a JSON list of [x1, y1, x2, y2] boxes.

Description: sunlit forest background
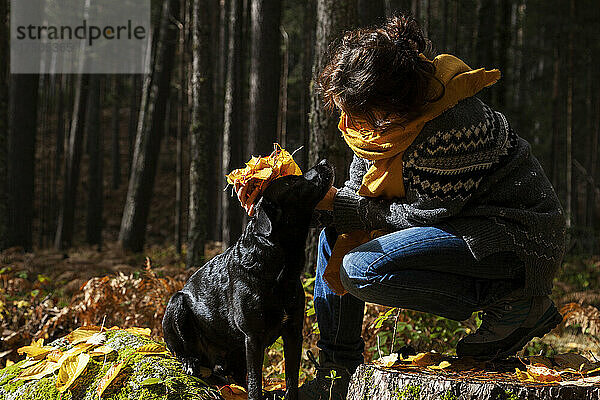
[[0, 0, 599, 379]]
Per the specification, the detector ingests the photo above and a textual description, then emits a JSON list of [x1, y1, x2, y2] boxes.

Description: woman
[[238, 13, 566, 400]]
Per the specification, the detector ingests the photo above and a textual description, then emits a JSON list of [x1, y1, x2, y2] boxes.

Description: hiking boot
[[456, 294, 563, 360], [298, 351, 351, 400]]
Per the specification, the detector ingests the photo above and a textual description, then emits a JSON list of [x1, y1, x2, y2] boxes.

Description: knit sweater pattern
[[331, 96, 567, 296]]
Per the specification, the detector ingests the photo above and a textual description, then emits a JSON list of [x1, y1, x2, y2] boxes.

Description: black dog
[[162, 160, 334, 400]]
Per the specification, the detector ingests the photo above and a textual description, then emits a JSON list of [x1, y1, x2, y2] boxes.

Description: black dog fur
[[162, 160, 334, 400]]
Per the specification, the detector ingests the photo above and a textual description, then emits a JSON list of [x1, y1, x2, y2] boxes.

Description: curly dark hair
[[318, 13, 445, 132]]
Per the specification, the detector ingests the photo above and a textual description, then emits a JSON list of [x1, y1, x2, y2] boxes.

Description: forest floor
[[1, 241, 599, 390]]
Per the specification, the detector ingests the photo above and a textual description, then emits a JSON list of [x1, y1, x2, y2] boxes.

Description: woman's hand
[[235, 182, 261, 217], [316, 186, 338, 211]]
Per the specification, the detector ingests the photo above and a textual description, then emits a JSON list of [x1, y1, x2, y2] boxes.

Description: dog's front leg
[[282, 320, 302, 400], [245, 335, 264, 400]]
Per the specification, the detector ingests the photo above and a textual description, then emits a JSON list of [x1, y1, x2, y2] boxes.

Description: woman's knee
[[340, 252, 371, 295]]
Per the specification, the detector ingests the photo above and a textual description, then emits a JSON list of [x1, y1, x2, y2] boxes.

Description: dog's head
[[251, 160, 334, 238]]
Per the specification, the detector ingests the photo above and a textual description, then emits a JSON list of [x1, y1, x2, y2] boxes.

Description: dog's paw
[[181, 359, 195, 376]]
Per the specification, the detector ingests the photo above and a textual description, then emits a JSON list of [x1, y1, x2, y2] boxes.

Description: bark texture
[[0, 0, 7, 249], [119, 0, 179, 252], [85, 75, 103, 248], [348, 364, 600, 400], [247, 0, 282, 156], [187, 0, 212, 267], [305, 0, 357, 271], [221, 0, 245, 247]]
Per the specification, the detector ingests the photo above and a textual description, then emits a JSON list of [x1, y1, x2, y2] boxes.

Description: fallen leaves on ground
[[218, 384, 248, 400], [96, 357, 129, 397], [370, 350, 600, 387], [12, 325, 170, 397], [56, 353, 90, 392], [16, 338, 57, 360]]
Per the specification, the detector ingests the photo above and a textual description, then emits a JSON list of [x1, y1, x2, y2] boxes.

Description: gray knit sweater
[[330, 96, 567, 296]]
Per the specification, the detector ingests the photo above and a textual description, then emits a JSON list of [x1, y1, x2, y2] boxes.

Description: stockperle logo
[[11, 0, 151, 74]]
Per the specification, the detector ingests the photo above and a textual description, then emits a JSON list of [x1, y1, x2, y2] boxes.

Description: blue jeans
[[313, 225, 524, 371]]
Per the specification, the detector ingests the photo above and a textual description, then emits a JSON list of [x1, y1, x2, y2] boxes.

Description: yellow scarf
[[323, 54, 500, 295]]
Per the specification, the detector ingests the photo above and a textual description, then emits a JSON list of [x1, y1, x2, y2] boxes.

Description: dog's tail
[[162, 291, 191, 357]]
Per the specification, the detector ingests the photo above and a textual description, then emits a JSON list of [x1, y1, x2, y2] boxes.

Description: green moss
[[503, 389, 520, 400], [397, 384, 421, 400], [361, 368, 374, 400], [440, 390, 457, 400], [0, 330, 220, 400]]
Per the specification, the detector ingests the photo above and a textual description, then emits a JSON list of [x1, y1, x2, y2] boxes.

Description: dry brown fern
[[560, 302, 600, 338]]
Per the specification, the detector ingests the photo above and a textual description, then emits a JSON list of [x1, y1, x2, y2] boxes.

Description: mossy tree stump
[[0, 329, 223, 400], [347, 364, 600, 400]]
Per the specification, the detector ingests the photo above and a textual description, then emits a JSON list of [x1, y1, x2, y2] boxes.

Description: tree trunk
[[6, 0, 40, 250], [591, 73, 600, 253], [309, 0, 357, 184], [306, 0, 357, 271], [55, 73, 89, 250], [348, 364, 600, 400], [358, 0, 385, 26], [384, 0, 412, 17], [565, 0, 574, 230], [211, 0, 228, 242], [174, 0, 186, 255], [128, 74, 140, 170], [85, 75, 103, 248], [0, 0, 8, 249], [111, 76, 121, 190], [52, 74, 67, 242], [247, 0, 282, 156], [300, 0, 316, 171], [495, 0, 512, 109], [187, 0, 212, 267], [119, 0, 179, 252], [475, 0, 495, 104], [550, 46, 560, 193], [277, 26, 288, 146], [441, 0, 448, 51], [221, 0, 245, 247]]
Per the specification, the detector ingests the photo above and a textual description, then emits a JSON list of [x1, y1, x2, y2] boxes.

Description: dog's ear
[[254, 198, 281, 237]]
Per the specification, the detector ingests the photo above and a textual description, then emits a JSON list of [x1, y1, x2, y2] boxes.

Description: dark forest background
[[1, 0, 599, 268]]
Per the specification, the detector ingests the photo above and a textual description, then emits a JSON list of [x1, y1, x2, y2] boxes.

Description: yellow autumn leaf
[[225, 144, 302, 193], [373, 353, 399, 367], [125, 327, 152, 336], [428, 360, 452, 370], [515, 368, 535, 382], [526, 364, 561, 382], [219, 384, 248, 400], [17, 338, 57, 360], [65, 326, 104, 345], [46, 349, 63, 363], [96, 359, 128, 398], [410, 352, 445, 367], [136, 343, 167, 355], [17, 360, 60, 381], [19, 359, 42, 369], [55, 343, 94, 366], [56, 353, 90, 393], [89, 346, 116, 357]]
